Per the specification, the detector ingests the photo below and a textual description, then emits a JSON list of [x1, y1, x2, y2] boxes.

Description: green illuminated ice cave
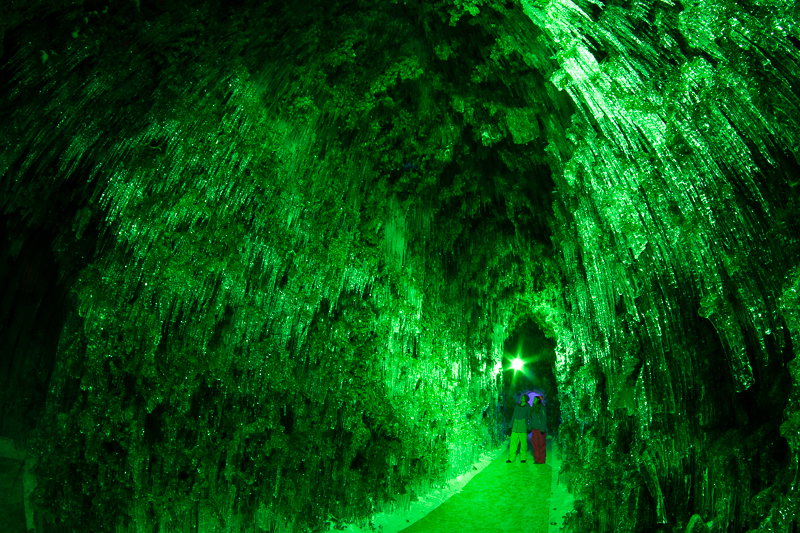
[[1, 0, 800, 531]]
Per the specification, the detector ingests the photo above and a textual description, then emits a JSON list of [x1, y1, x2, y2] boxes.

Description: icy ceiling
[[1, 0, 799, 531]]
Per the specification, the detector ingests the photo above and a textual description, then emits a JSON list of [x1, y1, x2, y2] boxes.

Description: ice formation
[[0, 0, 798, 531]]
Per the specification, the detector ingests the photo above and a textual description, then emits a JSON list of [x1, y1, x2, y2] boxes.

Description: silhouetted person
[[530, 396, 547, 463], [507, 394, 531, 463]]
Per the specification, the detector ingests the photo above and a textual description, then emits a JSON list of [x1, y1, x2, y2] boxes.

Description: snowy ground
[[338, 435, 575, 533]]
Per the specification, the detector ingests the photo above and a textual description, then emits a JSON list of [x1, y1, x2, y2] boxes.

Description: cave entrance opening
[[501, 318, 560, 437]]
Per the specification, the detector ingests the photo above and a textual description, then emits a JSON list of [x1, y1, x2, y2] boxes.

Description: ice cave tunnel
[[1, 0, 799, 532]]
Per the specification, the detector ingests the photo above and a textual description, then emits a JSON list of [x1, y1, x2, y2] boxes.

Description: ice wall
[[1, 2, 524, 529], [29, 76, 514, 531], [522, 0, 800, 530]]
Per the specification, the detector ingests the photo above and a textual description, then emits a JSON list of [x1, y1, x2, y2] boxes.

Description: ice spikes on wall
[[1, 0, 799, 532]]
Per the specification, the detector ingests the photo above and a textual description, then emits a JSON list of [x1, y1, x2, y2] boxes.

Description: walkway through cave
[[369, 436, 574, 533]]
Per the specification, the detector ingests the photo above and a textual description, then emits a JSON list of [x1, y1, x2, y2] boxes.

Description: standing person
[[507, 393, 532, 463], [531, 396, 547, 464]]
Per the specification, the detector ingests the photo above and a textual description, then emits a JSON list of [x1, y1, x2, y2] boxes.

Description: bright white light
[[511, 357, 524, 371]]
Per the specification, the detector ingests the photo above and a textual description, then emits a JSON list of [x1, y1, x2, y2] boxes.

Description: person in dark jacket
[[507, 393, 532, 463], [530, 395, 547, 464]]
